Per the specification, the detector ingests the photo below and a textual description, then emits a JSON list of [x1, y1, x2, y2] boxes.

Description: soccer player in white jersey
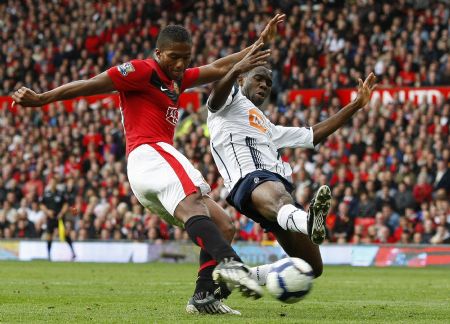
[[207, 51, 377, 282]]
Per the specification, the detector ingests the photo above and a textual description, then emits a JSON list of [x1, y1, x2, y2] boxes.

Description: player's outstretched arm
[[193, 13, 285, 87], [312, 73, 377, 146], [208, 41, 270, 112], [11, 72, 115, 108]]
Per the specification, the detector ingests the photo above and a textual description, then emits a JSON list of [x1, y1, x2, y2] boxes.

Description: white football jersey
[[207, 86, 315, 192]]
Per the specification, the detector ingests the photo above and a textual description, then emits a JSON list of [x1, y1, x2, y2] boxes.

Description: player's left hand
[[354, 73, 377, 108], [260, 13, 285, 43]]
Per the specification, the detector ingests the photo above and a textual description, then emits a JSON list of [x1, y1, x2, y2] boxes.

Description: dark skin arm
[[11, 72, 115, 107], [192, 14, 284, 87], [312, 73, 377, 146], [12, 15, 285, 107], [208, 40, 270, 112]]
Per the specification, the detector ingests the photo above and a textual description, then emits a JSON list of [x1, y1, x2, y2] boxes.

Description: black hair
[[243, 66, 272, 78], [156, 25, 192, 49]]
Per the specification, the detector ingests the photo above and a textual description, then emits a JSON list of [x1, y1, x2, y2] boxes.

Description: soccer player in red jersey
[[12, 14, 285, 315]]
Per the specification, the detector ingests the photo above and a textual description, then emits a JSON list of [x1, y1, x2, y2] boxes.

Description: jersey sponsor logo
[[166, 106, 179, 126], [117, 62, 135, 76], [160, 86, 169, 92], [248, 108, 268, 133]]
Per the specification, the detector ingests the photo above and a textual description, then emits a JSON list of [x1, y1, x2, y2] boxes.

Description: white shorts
[[127, 143, 211, 223]]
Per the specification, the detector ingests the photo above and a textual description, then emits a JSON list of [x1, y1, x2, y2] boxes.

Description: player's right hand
[[260, 13, 285, 44], [11, 87, 44, 108], [232, 40, 271, 75], [354, 73, 377, 108]]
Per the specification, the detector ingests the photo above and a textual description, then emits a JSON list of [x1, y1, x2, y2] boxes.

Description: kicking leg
[[175, 191, 262, 300], [178, 193, 256, 315], [246, 181, 328, 283], [251, 181, 331, 244], [248, 230, 323, 285], [251, 181, 308, 234], [199, 197, 235, 299]]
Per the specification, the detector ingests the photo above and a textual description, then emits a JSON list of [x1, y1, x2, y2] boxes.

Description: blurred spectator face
[[400, 231, 410, 244], [113, 229, 122, 240], [78, 228, 88, 241], [382, 205, 393, 218], [338, 202, 349, 217], [239, 67, 272, 107], [148, 227, 159, 240], [100, 228, 110, 240], [413, 232, 422, 244]]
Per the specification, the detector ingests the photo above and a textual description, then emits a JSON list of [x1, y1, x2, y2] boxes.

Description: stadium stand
[[0, 0, 449, 244]]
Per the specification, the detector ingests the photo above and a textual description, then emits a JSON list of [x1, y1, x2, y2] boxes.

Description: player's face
[[156, 42, 192, 81], [243, 68, 272, 107]]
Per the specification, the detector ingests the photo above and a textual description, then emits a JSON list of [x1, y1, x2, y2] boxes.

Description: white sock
[[277, 204, 308, 234], [249, 264, 272, 286]]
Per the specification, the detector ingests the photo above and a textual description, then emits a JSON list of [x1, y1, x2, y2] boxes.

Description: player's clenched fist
[[11, 86, 43, 108]]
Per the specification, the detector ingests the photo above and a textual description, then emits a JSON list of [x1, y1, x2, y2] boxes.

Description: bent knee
[[254, 197, 293, 222], [175, 192, 209, 223], [251, 182, 294, 221]]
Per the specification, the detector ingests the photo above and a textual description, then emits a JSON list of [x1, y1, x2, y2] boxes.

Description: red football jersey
[[107, 59, 200, 156]]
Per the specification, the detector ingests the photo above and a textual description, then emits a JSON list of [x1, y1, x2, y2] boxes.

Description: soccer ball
[[266, 257, 314, 303]]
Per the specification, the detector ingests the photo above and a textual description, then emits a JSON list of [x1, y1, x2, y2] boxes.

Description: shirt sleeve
[[206, 83, 239, 113], [271, 123, 315, 150], [107, 60, 151, 92], [180, 67, 200, 91], [206, 91, 233, 113]]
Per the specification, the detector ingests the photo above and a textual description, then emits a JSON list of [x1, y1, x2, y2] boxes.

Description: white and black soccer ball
[[266, 257, 314, 304]]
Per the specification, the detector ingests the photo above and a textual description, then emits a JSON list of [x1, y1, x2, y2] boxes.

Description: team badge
[[117, 62, 135, 76], [166, 106, 179, 126]]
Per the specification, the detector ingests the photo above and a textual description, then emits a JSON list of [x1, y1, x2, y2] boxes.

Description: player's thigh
[[203, 197, 235, 242], [127, 143, 210, 224], [251, 181, 294, 221], [272, 228, 323, 278]]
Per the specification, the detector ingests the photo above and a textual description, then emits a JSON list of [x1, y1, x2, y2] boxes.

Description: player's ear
[[154, 48, 161, 60], [237, 75, 244, 87]]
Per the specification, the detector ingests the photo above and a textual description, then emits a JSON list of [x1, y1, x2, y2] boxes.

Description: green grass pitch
[[0, 261, 449, 323]]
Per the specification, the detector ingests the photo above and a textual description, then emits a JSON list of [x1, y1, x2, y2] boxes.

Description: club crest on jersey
[[117, 62, 135, 76], [166, 106, 179, 126]]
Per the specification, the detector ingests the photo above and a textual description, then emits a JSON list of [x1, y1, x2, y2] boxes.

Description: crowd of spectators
[[0, 0, 449, 245]]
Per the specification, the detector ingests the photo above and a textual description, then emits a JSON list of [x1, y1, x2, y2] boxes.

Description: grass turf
[[0, 261, 449, 323]]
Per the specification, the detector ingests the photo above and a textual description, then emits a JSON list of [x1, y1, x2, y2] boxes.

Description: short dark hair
[[156, 25, 192, 49]]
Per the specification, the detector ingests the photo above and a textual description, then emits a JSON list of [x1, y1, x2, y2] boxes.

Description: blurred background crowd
[[0, 0, 449, 244]]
